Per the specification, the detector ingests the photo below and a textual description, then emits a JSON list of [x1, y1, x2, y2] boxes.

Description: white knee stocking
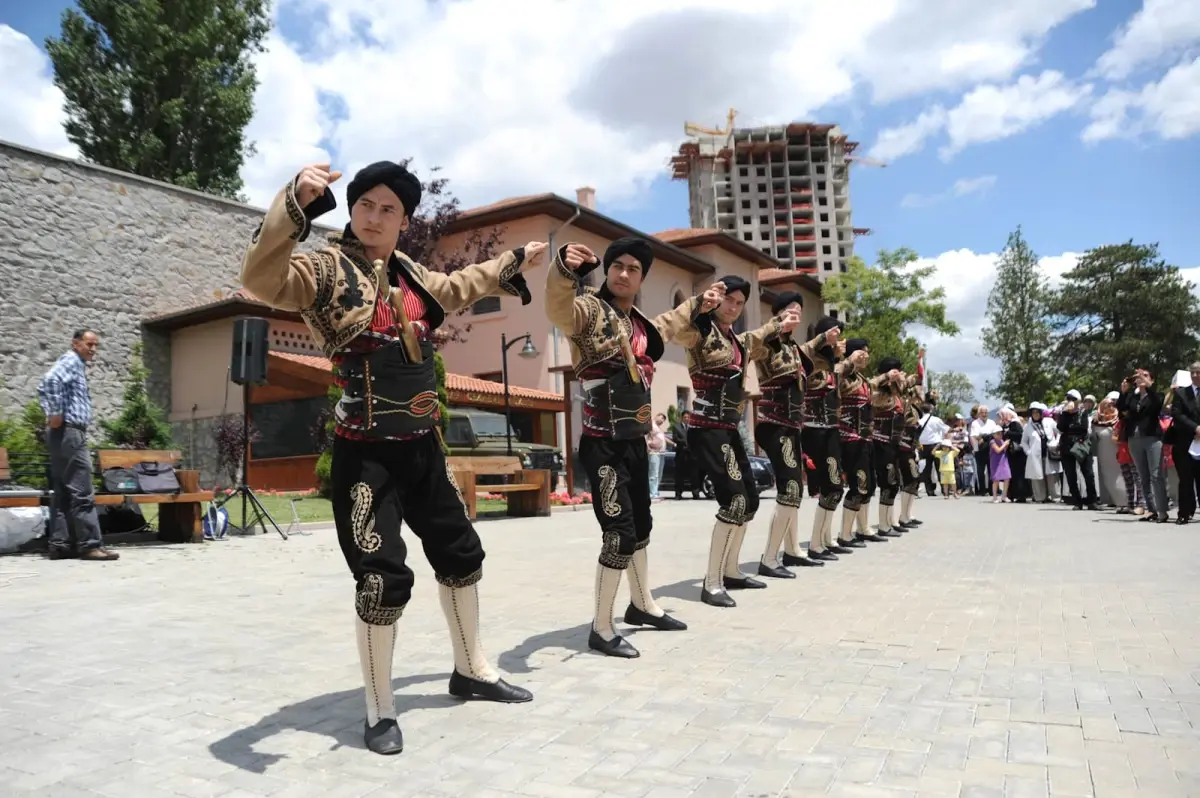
[[809, 507, 828, 553], [592, 564, 623, 640], [762, 507, 788, 567], [355, 616, 397, 726], [782, 507, 802, 556], [627, 548, 664, 618], [723, 524, 749, 579], [900, 492, 914, 522], [705, 522, 736, 593], [438, 582, 500, 683], [838, 506, 856, 543], [857, 505, 870, 537], [822, 507, 836, 548]]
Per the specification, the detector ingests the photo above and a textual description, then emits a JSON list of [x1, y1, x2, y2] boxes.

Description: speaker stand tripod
[[214, 381, 287, 540]]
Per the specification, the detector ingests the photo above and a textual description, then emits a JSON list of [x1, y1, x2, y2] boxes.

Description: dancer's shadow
[[643, 576, 702, 604], [207, 672, 452, 773], [496, 616, 661, 674]]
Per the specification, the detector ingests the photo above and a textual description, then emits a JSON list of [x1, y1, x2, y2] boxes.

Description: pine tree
[[100, 344, 175, 449], [981, 228, 1058, 406]]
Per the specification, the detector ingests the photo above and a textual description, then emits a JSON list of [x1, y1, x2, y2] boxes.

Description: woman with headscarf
[[998, 406, 1029, 502], [1092, 391, 1124, 507], [242, 159, 543, 754], [1021, 402, 1063, 502]]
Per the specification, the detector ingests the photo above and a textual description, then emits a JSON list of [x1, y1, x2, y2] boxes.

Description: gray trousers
[[1128, 433, 1168, 516], [47, 425, 104, 551]]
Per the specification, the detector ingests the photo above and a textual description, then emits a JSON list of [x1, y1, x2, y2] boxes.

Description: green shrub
[[99, 343, 174, 450]]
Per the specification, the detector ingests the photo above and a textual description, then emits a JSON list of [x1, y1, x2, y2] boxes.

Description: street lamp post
[[501, 332, 540, 456]]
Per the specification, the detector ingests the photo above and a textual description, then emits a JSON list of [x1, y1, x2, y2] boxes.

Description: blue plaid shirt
[[37, 352, 93, 427]]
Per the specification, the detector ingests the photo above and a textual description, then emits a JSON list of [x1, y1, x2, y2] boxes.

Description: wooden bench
[[0, 447, 48, 508], [447, 456, 551, 521], [95, 450, 210, 543]]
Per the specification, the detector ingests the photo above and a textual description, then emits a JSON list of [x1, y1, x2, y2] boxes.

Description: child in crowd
[[934, 437, 960, 499], [989, 427, 1012, 503], [957, 441, 976, 497]]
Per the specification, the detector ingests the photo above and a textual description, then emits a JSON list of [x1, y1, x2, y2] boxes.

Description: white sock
[[438, 582, 499, 683], [877, 501, 889, 532], [900, 492, 913, 522], [762, 507, 788, 567], [838, 507, 856, 543], [782, 507, 802, 556], [355, 616, 397, 726], [822, 506, 836, 548], [809, 507, 827, 553], [705, 522, 736, 593], [627, 548, 664, 618], [592, 564, 623, 640], [723, 524, 749, 579], [857, 505, 870, 537]]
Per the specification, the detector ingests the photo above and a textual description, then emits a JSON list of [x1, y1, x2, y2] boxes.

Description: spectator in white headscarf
[[1022, 402, 1063, 502]]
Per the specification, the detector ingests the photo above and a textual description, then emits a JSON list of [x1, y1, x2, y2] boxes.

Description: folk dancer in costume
[[676, 276, 799, 608], [241, 161, 539, 755], [896, 374, 927, 529], [800, 317, 858, 561], [545, 238, 706, 658], [869, 358, 920, 538], [751, 291, 840, 575], [835, 338, 890, 548]]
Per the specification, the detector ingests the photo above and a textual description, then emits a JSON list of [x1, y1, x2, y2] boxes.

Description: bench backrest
[[0, 447, 9, 482], [97, 449, 183, 471], [446, 455, 524, 475]]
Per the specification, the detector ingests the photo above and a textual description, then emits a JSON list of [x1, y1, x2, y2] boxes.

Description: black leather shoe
[[364, 719, 404, 755], [860, 533, 887, 542], [809, 549, 839, 561], [880, 527, 903, 537], [723, 574, 767, 590], [701, 588, 736, 607], [1176, 516, 1190, 525], [757, 561, 795, 579], [624, 603, 687, 631], [843, 538, 867, 548], [907, 518, 923, 526], [828, 544, 853, 554], [448, 671, 534, 701], [782, 552, 824, 567], [47, 548, 77, 560]]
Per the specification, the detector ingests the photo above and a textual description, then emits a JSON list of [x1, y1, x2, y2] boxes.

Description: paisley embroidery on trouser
[[598, 465, 621, 518], [856, 470, 869, 494], [717, 493, 747, 524], [780, 436, 798, 469], [445, 461, 468, 514], [827, 457, 842, 486], [350, 482, 381, 553], [778, 479, 802, 507], [356, 573, 405, 625], [721, 444, 743, 481], [886, 463, 896, 482]]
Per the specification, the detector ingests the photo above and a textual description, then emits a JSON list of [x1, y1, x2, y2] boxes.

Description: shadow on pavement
[[206, 671, 452, 773]]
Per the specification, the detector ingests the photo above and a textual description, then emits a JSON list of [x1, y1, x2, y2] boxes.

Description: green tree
[[1050, 241, 1200, 394], [821, 248, 961, 373], [0, 401, 50, 489], [45, 0, 270, 200], [99, 343, 175, 449], [928, 370, 975, 419], [981, 227, 1058, 406]]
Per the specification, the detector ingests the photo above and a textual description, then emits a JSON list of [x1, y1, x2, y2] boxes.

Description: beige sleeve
[[652, 295, 704, 348], [408, 249, 526, 314], [544, 248, 590, 335], [739, 317, 784, 361], [239, 179, 320, 311]]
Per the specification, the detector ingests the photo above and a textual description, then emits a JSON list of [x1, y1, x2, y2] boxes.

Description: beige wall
[[169, 320, 242, 421]]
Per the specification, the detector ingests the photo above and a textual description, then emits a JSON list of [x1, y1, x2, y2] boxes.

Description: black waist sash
[[762, 382, 804, 424], [695, 372, 746, 424], [339, 342, 440, 438], [584, 369, 652, 440]]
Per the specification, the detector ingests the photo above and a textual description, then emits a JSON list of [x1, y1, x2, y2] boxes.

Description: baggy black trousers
[[801, 426, 845, 511], [689, 426, 759, 524], [578, 435, 653, 570], [755, 422, 803, 508]]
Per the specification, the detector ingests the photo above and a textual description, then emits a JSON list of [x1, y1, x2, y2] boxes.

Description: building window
[[739, 167, 748, 177], [742, 232, 752, 242], [829, 309, 839, 320], [756, 168, 765, 177], [819, 197, 827, 206], [248, 397, 328, 459], [758, 199, 767, 208], [824, 262, 833, 271], [676, 386, 690, 414], [472, 296, 501, 315], [672, 289, 686, 308], [475, 371, 502, 383], [759, 215, 768, 224], [742, 215, 751, 224], [741, 184, 750, 193], [820, 213, 829, 222], [821, 229, 830, 238], [817, 181, 826, 190], [822, 245, 831, 254], [741, 200, 750, 209]]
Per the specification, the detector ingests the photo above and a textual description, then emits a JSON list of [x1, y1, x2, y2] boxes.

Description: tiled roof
[[453, 193, 556, 220], [654, 228, 721, 243], [270, 351, 563, 402], [759, 268, 819, 286], [143, 288, 267, 322]]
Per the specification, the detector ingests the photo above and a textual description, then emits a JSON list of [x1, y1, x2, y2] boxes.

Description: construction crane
[[846, 155, 887, 167], [684, 107, 737, 138]]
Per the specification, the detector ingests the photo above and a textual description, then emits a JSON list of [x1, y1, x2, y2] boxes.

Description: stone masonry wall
[[0, 141, 331, 468]]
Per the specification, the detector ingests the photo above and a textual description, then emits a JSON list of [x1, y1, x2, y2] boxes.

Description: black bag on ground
[[101, 467, 139, 494], [98, 503, 151, 535], [133, 461, 180, 494]]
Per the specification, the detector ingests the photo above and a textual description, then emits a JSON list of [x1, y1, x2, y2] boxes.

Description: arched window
[[671, 289, 686, 309]]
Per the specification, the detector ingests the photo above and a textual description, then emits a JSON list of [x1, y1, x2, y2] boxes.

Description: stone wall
[[0, 141, 330, 452]]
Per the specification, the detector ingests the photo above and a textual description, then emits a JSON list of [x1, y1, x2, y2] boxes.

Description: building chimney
[[575, 186, 596, 210]]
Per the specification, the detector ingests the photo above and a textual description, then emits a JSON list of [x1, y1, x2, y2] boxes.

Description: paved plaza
[[3, 494, 1200, 798]]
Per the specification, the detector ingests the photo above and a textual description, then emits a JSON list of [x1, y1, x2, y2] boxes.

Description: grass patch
[[138, 492, 511, 527]]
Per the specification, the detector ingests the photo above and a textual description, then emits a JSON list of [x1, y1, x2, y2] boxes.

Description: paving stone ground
[[3, 493, 1200, 798]]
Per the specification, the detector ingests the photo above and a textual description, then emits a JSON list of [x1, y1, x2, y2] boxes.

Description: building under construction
[[670, 114, 873, 282]]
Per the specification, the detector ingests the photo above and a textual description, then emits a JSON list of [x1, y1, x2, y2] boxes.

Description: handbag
[[133, 461, 180, 494], [1069, 441, 1092, 461], [101, 467, 139, 494]]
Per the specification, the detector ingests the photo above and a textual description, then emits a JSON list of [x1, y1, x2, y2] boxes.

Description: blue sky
[[5, 0, 1196, 268], [3, 1, 1198, 399]]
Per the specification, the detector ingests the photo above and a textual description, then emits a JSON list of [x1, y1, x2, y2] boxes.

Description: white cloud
[[0, 1, 1096, 216], [0, 26, 77, 158], [869, 71, 1092, 163], [1093, 0, 1200, 80], [1082, 56, 1200, 144], [900, 174, 996, 208]]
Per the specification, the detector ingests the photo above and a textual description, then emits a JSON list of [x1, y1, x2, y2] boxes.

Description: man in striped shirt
[[37, 329, 119, 561]]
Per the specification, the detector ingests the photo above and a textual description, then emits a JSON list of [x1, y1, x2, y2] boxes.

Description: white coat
[[1022, 417, 1063, 479]]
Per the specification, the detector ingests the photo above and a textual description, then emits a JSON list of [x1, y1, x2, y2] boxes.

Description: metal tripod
[[213, 382, 287, 540]]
